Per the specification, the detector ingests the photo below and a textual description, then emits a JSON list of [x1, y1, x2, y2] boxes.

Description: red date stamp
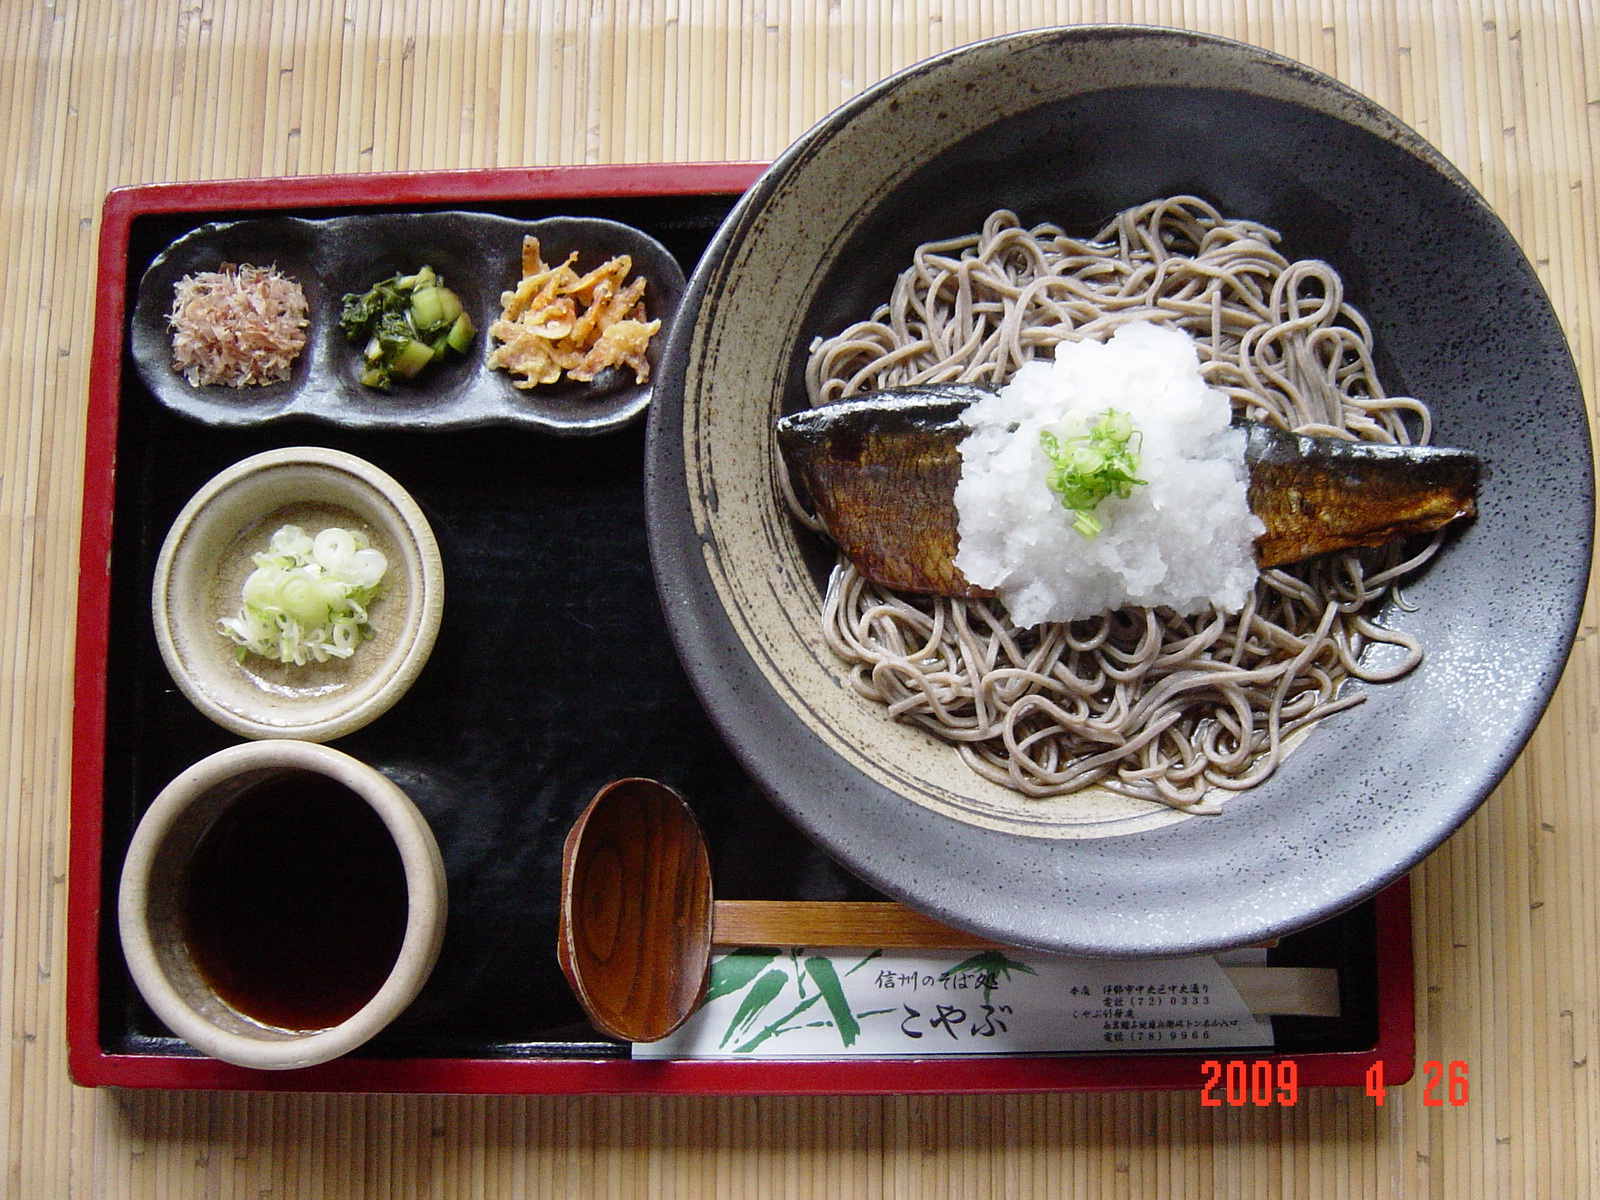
[[1201, 1058, 1471, 1107], [1365, 1059, 1469, 1106], [1199, 1059, 1299, 1106]]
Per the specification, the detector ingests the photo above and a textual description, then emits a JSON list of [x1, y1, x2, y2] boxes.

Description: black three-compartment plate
[[129, 210, 685, 434]]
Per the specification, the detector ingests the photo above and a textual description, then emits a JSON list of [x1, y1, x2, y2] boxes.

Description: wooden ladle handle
[[712, 900, 999, 949], [556, 777, 1006, 1042]]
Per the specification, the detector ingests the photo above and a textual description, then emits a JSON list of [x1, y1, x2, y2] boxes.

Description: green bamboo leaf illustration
[[803, 956, 860, 1047], [718, 967, 789, 1048], [942, 949, 1037, 1005], [705, 949, 779, 1005], [733, 993, 822, 1053], [843, 949, 884, 977], [944, 950, 1037, 979]]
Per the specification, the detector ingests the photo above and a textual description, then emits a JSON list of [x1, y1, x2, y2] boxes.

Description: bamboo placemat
[[5, 2, 1597, 1196]]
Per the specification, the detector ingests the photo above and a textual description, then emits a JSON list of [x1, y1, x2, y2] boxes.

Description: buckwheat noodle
[[798, 197, 1442, 810]]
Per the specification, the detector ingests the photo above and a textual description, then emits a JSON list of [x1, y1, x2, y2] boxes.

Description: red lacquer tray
[[67, 164, 1414, 1094]]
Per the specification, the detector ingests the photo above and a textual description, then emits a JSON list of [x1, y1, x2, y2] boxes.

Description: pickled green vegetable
[[339, 267, 476, 390]]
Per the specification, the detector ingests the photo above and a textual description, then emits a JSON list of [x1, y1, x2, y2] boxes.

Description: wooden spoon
[[556, 777, 714, 1044], [557, 777, 1338, 1043]]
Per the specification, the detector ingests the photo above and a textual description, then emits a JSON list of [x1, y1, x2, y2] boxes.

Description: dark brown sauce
[[180, 772, 410, 1032]]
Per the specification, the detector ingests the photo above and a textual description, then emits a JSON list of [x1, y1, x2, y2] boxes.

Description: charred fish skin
[[1243, 423, 1481, 569], [776, 384, 1483, 595], [776, 385, 992, 597]]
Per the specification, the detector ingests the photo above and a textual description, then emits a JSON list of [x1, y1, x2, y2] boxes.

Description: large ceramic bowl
[[647, 27, 1594, 956]]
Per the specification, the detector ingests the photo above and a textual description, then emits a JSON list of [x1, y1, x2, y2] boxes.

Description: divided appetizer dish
[[129, 211, 686, 435], [648, 27, 1594, 957]]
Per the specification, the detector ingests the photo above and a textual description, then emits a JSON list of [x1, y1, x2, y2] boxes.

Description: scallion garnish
[[1039, 408, 1147, 538], [217, 524, 387, 665]]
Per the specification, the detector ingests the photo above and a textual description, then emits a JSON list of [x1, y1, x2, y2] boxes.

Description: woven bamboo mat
[[4, 2, 1597, 1196]]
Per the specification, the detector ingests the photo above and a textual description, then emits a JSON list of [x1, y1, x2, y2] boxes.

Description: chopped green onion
[[1039, 408, 1147, 538], [217, 524, 387, 666]]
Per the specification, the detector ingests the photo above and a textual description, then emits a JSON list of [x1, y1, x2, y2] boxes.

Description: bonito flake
[[168, 263, 310, 388], [487, 236, 661, 388]]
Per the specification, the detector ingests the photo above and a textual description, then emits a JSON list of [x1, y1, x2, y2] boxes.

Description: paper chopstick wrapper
[[634, 950, 1334, 1059]]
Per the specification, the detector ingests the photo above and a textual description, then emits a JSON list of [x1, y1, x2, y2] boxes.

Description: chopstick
[[711, 900, 1339, 1018]]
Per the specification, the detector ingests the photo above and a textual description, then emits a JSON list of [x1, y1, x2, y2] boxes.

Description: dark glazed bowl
[[131, 212, 685, 433], [647, 27, 1594, 956]]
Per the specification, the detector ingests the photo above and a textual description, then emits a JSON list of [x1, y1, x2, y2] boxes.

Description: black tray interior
[[97, 192, 1382, 1063]]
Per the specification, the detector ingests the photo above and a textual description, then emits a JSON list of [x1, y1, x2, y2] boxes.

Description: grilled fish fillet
[[776, 385, 1481, 597]]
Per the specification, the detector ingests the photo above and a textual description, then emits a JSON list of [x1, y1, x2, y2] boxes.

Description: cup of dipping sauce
[[117, 740, 446, 1071]]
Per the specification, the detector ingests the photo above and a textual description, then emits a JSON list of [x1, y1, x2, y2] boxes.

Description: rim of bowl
[[116, 739, 448, 1071]]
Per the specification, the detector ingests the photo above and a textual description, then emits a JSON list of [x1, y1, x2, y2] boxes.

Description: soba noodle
[[797, 196, 1441, 810]]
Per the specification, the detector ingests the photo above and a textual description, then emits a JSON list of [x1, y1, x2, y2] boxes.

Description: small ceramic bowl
[[152, 446, 444, 742], [117, 740, 448, 1071]]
